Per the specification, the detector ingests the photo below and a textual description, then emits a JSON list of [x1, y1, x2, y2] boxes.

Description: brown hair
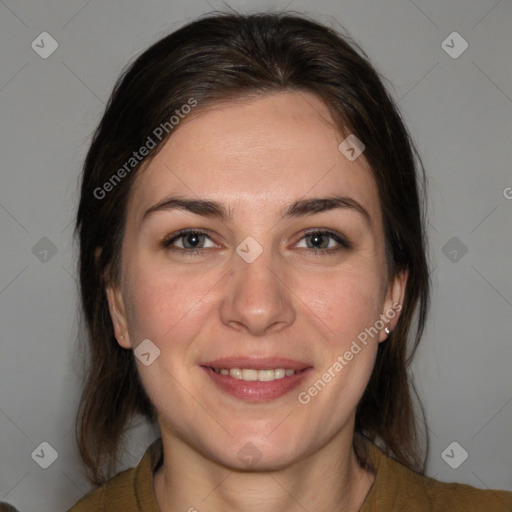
[[74, 9, 430, 485]]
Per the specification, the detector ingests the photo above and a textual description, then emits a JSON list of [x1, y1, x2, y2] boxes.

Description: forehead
[[127, 91, 381, 227]]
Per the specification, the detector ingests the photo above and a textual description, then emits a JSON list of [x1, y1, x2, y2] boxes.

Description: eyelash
[[161, 228, 352, 257]]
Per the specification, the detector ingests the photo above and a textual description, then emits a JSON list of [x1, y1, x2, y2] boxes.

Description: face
[[106, 91, 406, 470]]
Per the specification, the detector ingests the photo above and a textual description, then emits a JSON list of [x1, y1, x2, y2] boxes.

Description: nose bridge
[[220, 240, 295, 335]]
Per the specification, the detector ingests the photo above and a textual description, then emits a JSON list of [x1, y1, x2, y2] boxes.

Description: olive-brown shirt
[[68, 439, 512, 511]]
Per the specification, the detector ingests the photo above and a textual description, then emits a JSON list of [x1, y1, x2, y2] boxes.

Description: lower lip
[[200, 366, 312, 403]]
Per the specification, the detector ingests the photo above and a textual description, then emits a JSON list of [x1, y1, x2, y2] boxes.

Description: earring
[[384, 327, 390, 334]]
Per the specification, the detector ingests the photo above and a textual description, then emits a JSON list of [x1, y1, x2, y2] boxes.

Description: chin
[[203, 435, 304, 473], [216, 448, 300, 473]]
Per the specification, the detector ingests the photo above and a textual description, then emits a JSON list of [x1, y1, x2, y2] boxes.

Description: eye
[[161, 229, 217, 255], [295, 230, 351, 256]]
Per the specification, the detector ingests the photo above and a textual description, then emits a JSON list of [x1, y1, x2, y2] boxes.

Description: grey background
[[1, 0, 511, 510]]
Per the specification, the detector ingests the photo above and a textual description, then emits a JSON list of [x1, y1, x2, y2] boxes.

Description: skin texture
[[106, 91, 407, 512]]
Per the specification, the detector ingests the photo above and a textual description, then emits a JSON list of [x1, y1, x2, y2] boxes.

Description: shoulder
[[422, 478, 512, 511], [67, 439, 162, 512], [66, 466, 137, 511], [397, 462, 512, 511], [362, 439, 512, 511]]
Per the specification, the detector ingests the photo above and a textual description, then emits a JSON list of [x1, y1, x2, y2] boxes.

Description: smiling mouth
[[199, 356, 312, 401], [200, 365, 312, 402]]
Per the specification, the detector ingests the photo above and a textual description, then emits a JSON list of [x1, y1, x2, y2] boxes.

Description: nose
[[219, 248, 296, 336]]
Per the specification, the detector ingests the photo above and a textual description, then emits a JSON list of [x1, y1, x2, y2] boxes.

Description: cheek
[[123, 261, 216, 347], [299, 264, 384, 343], [123, 268, 209, 415], [293, 265, 383, 409], [296, 273, 382, 434]]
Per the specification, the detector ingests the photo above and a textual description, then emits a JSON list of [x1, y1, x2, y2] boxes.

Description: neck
[[154, 429, 375, 512]]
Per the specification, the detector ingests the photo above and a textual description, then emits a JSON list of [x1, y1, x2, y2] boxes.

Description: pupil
[[310, 233, 325, 248], [186, 233, 201, 248]]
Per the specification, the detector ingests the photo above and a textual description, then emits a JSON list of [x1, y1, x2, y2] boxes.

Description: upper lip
[[201, 357, 312, 371]]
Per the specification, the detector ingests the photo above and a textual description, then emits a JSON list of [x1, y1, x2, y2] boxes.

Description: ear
[[378, 269, 408, 342], [105, 283, 132, 349], [96, 246, 131, 349]]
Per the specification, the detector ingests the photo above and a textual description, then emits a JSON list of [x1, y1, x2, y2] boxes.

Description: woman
[[68, 10, 512, 511]]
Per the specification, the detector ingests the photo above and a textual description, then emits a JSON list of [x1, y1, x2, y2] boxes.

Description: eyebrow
[[141, 194, 371, 225]]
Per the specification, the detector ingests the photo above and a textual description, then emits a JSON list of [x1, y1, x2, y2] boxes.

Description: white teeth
[[273, 368, 285, 379], [242, 369, 258, 381], [230, 369, 243, 379], [212, 367, 296, 381]]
